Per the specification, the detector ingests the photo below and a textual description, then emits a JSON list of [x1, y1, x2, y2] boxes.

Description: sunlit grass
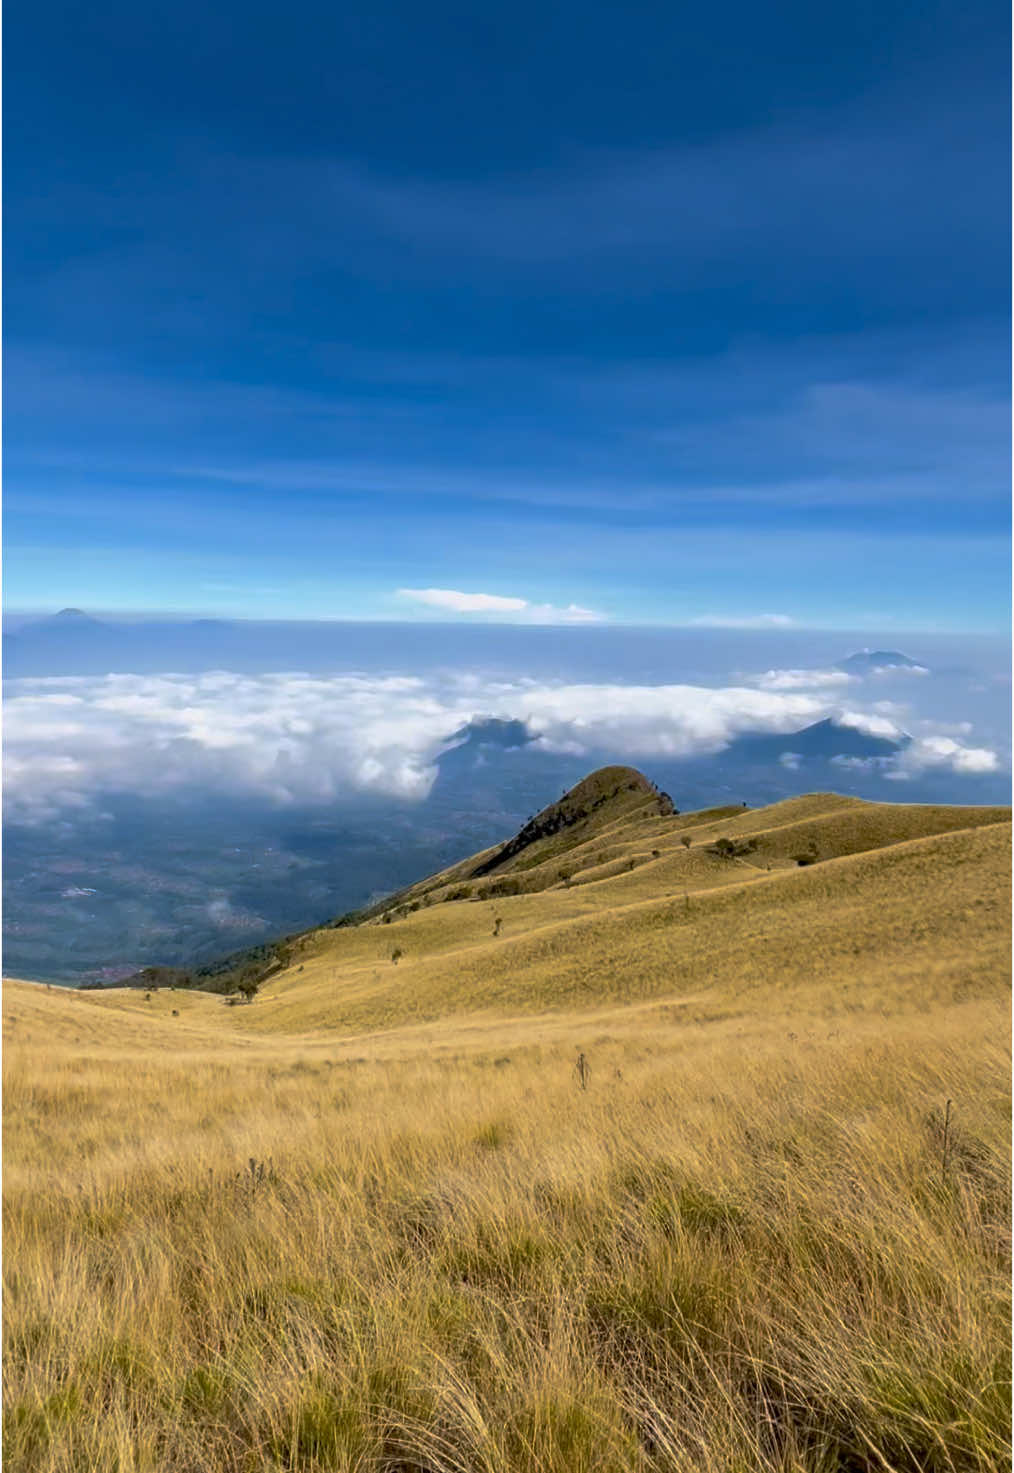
[[4, 986, 1009, 1472], [4, 793, 1010, 1470]]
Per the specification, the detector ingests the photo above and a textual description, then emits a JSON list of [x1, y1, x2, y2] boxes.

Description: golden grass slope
[[120, 787, 1008, 1036], [382, 788, 1008, 910], [3, 786, 1011, 1472]]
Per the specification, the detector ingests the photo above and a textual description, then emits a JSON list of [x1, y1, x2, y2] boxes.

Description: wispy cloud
[[397, 588, 604, 623], [691, 614, 796, 629], [751, 668, 856, 691], [12, 329, 1007, 516], [398, 588, 527, 614], [253, 92, 1004, 282]]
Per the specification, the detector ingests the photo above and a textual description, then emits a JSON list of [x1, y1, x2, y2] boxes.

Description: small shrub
[[391, 948, 403, 965], [680, 834, 692, 849], [490, 877, 523, 898], [709, 836, 758, 860]]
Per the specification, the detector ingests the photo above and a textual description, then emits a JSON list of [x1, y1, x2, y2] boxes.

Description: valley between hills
[[4, 769, 1011, 1471]]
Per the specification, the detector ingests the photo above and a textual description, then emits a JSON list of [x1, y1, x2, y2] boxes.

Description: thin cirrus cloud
[[171, 90, 1003, 284], [4, 669, 1000, 826], [8, 333, 1007, 518], [691, 614, 796, 629], [397, 588, 604, 623]]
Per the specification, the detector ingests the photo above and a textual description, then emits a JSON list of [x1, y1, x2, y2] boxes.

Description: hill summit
[[471, 765, 673, 877]]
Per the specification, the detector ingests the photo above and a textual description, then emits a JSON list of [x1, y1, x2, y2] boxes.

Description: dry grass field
[[4, 780, 1011, 1471]]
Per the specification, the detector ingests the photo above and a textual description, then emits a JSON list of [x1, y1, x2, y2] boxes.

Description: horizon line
[[3, 606, 1012, 639]]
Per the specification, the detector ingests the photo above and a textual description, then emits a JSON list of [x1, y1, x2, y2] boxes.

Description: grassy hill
[[4, 773, 1011, 1472]]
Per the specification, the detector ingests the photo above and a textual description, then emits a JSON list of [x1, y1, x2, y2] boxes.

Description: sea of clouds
[[5, 666, 1000, 825]]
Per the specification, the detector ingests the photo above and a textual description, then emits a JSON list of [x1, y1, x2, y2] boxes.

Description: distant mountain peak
[[441, 716, 534, 754], [52, 607, 101, 623], [455, 715, 532, 743], [728, 716, 906, 765], [837, 649, 926, 674], [16, 607, 108, 635]]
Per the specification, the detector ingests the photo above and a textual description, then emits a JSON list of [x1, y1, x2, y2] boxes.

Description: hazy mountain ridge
[[836, 648, 927, 673], [1, 613, 929, 684]]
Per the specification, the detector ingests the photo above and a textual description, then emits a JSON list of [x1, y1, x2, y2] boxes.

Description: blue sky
[[5, 0, 1010, 629]]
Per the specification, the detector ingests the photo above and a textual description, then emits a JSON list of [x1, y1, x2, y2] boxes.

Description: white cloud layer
[[4, 670, 1000, 825], [397, 588, 603, 622], [888, 735, 999, 779]]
